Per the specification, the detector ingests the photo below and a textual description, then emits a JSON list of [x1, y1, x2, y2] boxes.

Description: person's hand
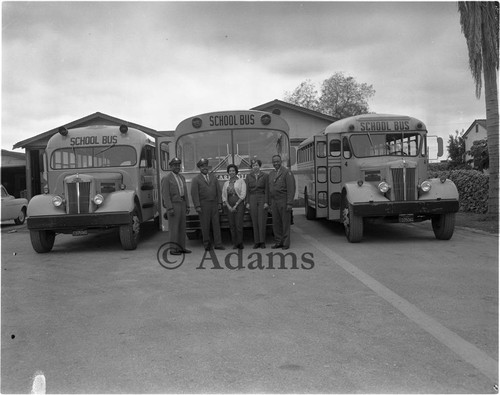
[[218, 203, 223, 213], [167, 208, 174, 216], [286, 204, 293, 211], [196, 207, 202, 214], [264, 203, 269, 210], [246, 203, 250, 210], [186, 208, 190, 215]]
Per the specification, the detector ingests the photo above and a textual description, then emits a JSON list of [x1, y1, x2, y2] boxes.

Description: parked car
[[1, 185, 28, 225]]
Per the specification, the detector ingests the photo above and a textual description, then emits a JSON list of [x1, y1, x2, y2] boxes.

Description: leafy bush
[[428, 169, 488, 213]]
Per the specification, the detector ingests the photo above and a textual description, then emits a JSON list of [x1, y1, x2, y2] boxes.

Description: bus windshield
[[50, 146, 137, 169], [349, 132, 424, 158], [177, 129, 289, 172]]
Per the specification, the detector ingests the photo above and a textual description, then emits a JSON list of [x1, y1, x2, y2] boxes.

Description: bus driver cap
[[197, 158, 209, 168], [169, 157, 182, 166]]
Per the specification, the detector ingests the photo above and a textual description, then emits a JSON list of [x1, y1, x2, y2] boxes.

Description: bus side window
[[330, 139, 341, 157], [317, 141, 326, 158], [342, 137, 351, 159], [160, 142, 170, 171]]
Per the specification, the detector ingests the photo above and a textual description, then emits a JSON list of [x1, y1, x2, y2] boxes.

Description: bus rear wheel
[[30, 230, 56, 253], [120, 208, 140, 250], [342, 198, 363, 243], [432, 213, 455, 240], [304, 190, 316, 220]]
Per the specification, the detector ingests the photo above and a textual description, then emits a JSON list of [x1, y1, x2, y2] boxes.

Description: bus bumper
[[27, 212, 131, 232], [351, 199, 459, 217]]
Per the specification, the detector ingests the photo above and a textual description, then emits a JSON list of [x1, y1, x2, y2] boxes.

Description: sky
[[2, 1, 487, 153]]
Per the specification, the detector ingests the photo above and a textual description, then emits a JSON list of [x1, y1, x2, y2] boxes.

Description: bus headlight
[[52, 196, 64, 207], [420, 180, 432, 192], [378, 182, 390, 193], [93, 194, 104, 205]]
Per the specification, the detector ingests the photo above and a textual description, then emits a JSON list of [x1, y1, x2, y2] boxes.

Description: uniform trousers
[[226, 194, 244, 247], [271, 198, 291, 248], [199, 201, 222, 248], [167, 199, 187, 251], [248, 193, 267, 244]]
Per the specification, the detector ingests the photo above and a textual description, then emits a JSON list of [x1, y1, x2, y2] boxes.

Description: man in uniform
[[190, 158, 225, 251], [268, 154, 295, 250], [161, 157, 191, 255]]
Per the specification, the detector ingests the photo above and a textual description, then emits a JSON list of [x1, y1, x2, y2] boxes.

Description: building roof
[[251, 99, 338, 123], [1, 149, 26, 168], [462, 119, 487, 139], [13, 112, 169, 149]]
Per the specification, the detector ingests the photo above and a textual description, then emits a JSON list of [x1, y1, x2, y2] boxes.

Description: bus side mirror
[[437, 137, 443, 158]]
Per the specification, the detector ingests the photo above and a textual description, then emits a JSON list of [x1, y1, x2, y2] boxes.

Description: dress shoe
[[232, 245, 238, 249], [214, 245, 226, 250], [204, 245, 212, 251], [260, 244, 266, 249], [253, 243, 260, 249], [181, 249, 192, 253], [282, 246, 290, 250], [271, 244, 283, 249], [237, 244, 244, 249]]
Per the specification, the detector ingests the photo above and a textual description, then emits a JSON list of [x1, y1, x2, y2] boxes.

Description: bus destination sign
[[70, 135, 118, 146], [359, 120, 410, 132], [209, 114, 255, 127]]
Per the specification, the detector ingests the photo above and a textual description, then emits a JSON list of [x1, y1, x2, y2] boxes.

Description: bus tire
[[304, 190, 316, 220], [119, 208, 140, 250], [342, 198, 363, 243], [30, 230, 55, 253], [432, 213, 455, 240]]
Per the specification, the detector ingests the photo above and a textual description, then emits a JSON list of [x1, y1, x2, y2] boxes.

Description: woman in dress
[[222, 164, 247, 249]]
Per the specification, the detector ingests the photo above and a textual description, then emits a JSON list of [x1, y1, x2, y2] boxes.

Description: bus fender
[[95, 190, 137, 213], [27, 194, 66, 217], [418, 178, 459, 201], [343, 182, 389, 205]]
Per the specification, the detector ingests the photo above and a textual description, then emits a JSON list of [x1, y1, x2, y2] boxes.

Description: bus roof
[[324, 114, 427, 135], [46, 125, 153, 149], [175, 110, 290, 135]]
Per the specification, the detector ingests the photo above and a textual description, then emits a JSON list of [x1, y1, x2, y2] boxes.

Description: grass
[[455, 211, 499, 234]]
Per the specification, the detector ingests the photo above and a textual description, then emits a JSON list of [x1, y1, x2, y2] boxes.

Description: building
[[462, 119, 487, 164], [252, 99, 337, 148], [1, 150, 26, 198], [11, 101, 337, 200]]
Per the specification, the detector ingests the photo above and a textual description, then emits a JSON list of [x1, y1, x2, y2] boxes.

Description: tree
[[467, 139, 489, 172], [284, 72, 375, 118], [447, 130, 467, 168], [458, 2, 499, 215]]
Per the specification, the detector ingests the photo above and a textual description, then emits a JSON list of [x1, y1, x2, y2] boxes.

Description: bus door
[[314, 135, 328, 218], [156, 136, 175, 231], [327, 135, 344, 220]]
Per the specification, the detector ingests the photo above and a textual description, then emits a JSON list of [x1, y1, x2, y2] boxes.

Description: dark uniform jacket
[[268, 166, 295, 206], [245, 172, 269, 201], [191, 173, 222, 208], [162, 172, 190, 210]]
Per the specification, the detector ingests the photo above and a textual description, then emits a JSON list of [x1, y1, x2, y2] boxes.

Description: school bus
[[27, 125, 158, 252], [156, 110, 291, 238], [296, 114, 459, 242]]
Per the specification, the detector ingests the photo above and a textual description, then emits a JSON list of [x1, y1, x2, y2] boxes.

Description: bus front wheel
[[30, 230, 56, 253], [432, 213, 455, 240], [342, 198, 363, 243], [120, 208, 140, 250]]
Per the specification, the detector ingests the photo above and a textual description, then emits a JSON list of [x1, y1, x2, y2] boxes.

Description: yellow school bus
[[27, 125, 158, 252], [156, 110, 291, 238], [296, 114, 459, 242]]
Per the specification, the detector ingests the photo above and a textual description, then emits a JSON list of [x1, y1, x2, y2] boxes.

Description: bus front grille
[[67, 181, 91, 214], [391, 168, 416, 201]]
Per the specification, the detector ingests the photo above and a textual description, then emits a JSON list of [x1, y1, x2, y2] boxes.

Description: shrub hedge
[[428, 167, 488, 213]]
